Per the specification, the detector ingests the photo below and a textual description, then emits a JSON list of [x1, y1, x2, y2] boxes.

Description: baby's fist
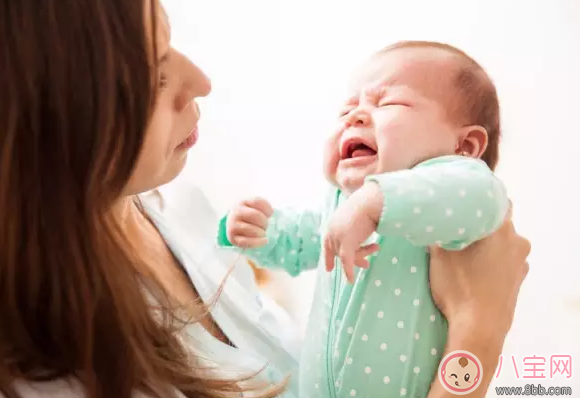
[[226, 197, 274, 249]]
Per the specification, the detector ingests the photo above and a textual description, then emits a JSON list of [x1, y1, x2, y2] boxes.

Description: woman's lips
[[177, 126, 199, 150]]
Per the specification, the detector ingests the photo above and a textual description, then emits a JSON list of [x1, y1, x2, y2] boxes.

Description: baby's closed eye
[[339, 107, 355, 117], [377, 99, 410, 107]]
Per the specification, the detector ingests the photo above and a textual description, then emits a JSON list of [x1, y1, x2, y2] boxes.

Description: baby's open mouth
[[341, 139, 377, 160]]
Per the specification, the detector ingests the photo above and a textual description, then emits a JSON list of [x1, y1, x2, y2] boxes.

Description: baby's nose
[[354, 113, 370, 125], [346, 109, 371, 128]]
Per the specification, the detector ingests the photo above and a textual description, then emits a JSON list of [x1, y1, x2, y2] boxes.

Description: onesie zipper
[[325, 258, 340, 398], [325, 189, 342, 398]]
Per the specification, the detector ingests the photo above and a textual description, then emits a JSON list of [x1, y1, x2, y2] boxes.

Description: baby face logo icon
[[438, 350, 483, 395]]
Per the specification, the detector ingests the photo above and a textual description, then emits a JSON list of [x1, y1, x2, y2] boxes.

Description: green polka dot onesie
[[217, 155, 509, 398]]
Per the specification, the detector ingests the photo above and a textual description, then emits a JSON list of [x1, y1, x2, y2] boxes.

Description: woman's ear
[[455, 125, 488, 158]]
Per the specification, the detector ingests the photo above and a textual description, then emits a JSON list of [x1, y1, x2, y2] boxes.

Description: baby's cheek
[[376, 123, 410, 153], [322, 136, 339, 174], [375, 143, 413, 173], [322, 152, 339, 184]]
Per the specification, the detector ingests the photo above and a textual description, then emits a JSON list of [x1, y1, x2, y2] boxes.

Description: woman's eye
[[159, 73, 168, 89]]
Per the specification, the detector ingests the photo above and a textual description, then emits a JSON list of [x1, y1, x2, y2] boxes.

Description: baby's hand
[[324, 183, 383, 283], [226, 197, 273, 249]]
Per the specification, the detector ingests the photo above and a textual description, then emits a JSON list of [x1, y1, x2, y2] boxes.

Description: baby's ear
[[455, 125, 488, 158]]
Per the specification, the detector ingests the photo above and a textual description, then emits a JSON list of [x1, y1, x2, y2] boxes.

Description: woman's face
[[125, 1, 211, 195]]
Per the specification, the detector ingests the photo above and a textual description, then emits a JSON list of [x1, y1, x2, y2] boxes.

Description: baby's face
[[325, 48, 461, 193], [443, 357, 478, 390]]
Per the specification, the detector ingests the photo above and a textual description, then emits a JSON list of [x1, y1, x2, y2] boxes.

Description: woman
[[0, 0, 530, 397]]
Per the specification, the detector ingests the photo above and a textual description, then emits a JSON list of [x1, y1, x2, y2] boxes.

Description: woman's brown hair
[[0, 0, 283, 397]]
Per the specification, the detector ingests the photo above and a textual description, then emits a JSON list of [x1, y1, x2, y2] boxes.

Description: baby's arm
[[217, 206, 322, 277], [366, 155, 509, 249]]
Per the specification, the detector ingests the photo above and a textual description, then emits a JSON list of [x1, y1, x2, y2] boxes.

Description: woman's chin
[[125, 155, 189, 195], [162, 154, 188, 185]]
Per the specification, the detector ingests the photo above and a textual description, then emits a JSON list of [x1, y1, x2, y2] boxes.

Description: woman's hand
[[427, 204, 531, 397], [430, 204, 530, 341]]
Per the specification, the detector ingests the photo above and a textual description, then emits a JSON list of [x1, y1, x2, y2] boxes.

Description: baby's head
[[442, 356, 479, 390], [324, 41, 500, 193]]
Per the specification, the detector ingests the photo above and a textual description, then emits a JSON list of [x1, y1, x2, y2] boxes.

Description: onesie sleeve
[[365, 155, 509, 250], [217, 208, 323, 277]]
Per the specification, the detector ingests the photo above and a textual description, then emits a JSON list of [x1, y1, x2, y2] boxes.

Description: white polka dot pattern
[[219, 157, 509, 398]]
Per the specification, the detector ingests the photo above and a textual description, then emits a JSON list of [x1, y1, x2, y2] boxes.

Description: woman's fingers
[[519, 236, 532, 258], [429, 200, 532, 340], [505, 200, 513, 221]]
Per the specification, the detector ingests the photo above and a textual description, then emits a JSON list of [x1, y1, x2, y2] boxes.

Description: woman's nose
[[175, 54, 211, 112]]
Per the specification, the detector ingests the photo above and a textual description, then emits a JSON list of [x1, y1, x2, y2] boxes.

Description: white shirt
[[5, 181, 300, 397]]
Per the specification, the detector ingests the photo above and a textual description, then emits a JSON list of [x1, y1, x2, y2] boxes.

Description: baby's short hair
[[378, 41, 500, 170]]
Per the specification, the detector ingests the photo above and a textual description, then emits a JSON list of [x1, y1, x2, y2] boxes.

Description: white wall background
[[163, 0, 580, 394]]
